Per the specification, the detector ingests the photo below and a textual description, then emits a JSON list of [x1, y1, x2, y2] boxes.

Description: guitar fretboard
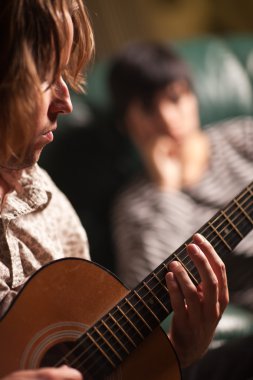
[[58, 181, 253, 378]]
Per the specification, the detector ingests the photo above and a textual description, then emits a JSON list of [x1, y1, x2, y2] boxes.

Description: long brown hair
[[0, 0, 94, 167]]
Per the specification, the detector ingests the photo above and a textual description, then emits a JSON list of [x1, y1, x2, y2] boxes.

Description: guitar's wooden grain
[[0, 258, 181, 380]]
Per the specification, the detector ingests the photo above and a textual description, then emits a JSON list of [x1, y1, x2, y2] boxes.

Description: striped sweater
[[112, 117, 253, 307]]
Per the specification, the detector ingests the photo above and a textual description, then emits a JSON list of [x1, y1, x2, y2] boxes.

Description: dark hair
[[109, 41, 192, 122]]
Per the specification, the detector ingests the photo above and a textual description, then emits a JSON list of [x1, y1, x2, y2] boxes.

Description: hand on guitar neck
[[166, 233, 229, 368], [1, 366, 83, 380], [0, 233, 228, 379]]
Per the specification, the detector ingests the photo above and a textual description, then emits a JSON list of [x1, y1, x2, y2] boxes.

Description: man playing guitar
[[0, 1, 228, 379]]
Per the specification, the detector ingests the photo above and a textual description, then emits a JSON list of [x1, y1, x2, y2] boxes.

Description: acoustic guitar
[[0, 181, 253, 379]]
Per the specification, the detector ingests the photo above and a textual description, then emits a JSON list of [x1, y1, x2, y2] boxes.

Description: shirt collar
[[1, 164, 52, 219]]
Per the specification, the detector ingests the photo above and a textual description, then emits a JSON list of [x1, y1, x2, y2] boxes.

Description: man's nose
[[52, 77, 73, 115]]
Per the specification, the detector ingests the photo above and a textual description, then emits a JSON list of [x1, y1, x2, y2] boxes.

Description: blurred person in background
[[109, 40, 253, 380], [109, 40, 253, 312]]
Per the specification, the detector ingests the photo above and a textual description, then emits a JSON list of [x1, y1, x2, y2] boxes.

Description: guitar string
[[177, 187, 253, 275], [61, 190, 253, 376], [52, 186, 252, 374], [70, 194, 253, 378], [66, 190, 253, 376], [54, 186, 253, 376]]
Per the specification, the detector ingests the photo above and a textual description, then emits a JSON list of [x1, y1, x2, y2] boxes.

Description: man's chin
[[1, 150, 41, 171]]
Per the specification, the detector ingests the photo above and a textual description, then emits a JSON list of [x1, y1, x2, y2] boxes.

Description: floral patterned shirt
[[0, 164, 90, 316]]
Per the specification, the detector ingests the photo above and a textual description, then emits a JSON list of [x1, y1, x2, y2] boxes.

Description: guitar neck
[[131, 181, 253, 324], [61, 181, 253, 377]]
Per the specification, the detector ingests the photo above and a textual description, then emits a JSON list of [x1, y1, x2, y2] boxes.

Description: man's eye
[[41, 81, 51, 92]]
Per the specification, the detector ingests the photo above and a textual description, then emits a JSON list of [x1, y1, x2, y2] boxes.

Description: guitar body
[[0, 258, 181, 380]]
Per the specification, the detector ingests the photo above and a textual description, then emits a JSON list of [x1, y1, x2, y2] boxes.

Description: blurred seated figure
[[109, 40, 253, 311]]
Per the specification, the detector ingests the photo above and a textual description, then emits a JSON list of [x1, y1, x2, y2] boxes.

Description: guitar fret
[[234, 199, 253, 225], [93, 326, 123, 362], [161, 262, 169, 272], [172, 253, 200, 284], [139, 268, 173, 319], [208, 221, 232, 250], [63, 181, 253, 379], [119, 296, 154, 338], [142, 281, 169, 314], [221, 210, 243, 238], [102, 312, 135, 354], [117, 305, 144, 339], [152, 271, 169, 292], [133, 290, 160, 322], [101, 319, 130, 355], [89, 323, 122, 366], [125, 298, 152, 331], [108, 312, 137, 349], [86, 331, 116, 369], [219, 208, 244, 249], [148, 264, 168, 294]]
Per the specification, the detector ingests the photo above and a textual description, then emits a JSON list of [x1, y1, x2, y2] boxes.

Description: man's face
[[30, 75, 73, 166], [9, 12, 74, 170]]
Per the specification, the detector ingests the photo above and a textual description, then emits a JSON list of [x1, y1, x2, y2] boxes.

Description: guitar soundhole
[[40, 341, 93, 380]]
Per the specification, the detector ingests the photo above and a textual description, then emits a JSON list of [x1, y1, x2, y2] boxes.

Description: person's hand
[[166, 233, 229, 368], [143, 135, 182, 190], [1, 366, 83, 380]]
